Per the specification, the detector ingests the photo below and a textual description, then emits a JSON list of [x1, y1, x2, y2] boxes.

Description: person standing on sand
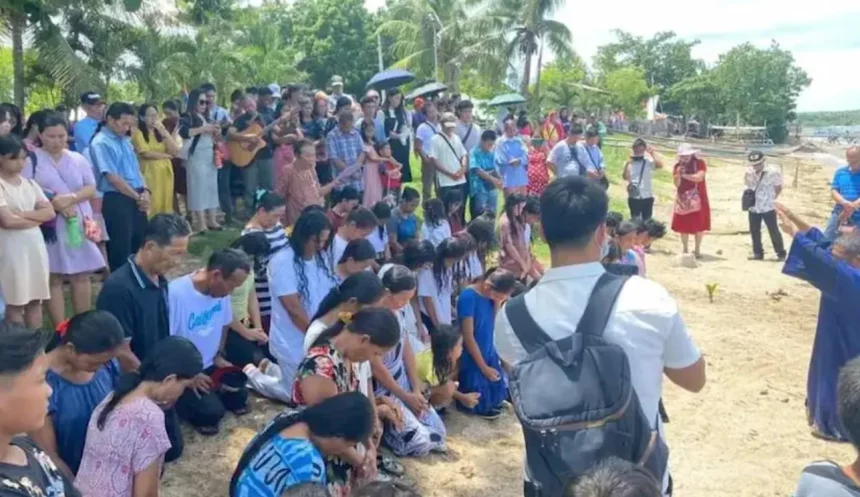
[[777, 202, 860, 442], [823, 146, 860, 242], [671, 143, 711, 258], [743, 150, 786, 261]]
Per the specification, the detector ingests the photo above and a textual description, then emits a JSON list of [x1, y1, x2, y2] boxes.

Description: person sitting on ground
[[293, 307, 401, 497], [242, 190, 288, 333], [565, 456, 661, 497], [335, 239, 377, 280], [462, 216, 495, 281], [442, 188, 464, 234], [0, 322, 78, 496], [417, 238, 467, 332], [74, 337, 203, 497], [330, 206, 378, 268], [231, 392, 374, 497], [420, 198, 451, 249], [387, 187, 421, 255], [795, 356, 860, 496], [457, 268, 517, 418], [30, 311, 125, 478], [605, 211, 623, 238], [495, 176, 706, 494], [522, 195, 545, 280], [95, 212, 191, 461], [327, 186, 361, 233], [367, 201, 392, 263], [614, 221, 640, 268], [225, 232, 271, 369], [169, 248, 253, 435], [498, 193, 533, 281], [414, 324, 479, 410], [372, 264, 447, 456], [398, 241, 435, 351]]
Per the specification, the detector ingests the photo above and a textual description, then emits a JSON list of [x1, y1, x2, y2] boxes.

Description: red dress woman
[[526, 140, 549, 197], [671, 144, 711, 257]]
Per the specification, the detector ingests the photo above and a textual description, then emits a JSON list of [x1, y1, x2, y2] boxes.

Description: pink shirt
[[74, 396, 172, 497], [632, 245, 647, 277]]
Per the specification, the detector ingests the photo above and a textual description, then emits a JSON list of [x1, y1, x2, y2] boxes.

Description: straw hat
[[677, 143, 700, 156]]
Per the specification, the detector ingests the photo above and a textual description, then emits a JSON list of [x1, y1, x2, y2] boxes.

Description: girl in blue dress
[[457, 267, 517, 418]]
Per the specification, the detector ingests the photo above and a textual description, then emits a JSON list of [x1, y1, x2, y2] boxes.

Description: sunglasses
[[197, 100, 207, 105]]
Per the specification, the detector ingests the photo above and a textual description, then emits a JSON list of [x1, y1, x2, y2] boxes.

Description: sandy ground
[[162, 153, 853, 497]]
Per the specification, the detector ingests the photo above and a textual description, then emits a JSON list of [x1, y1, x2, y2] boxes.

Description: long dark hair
[[230, 231, 270, 259], [47, 310, 125, 354], [311, 306, 400, 349], [424, 198, 445, 228], [383, 88, 407, 128], [0, 103, 23, 136], [137, 103, 164, 143], [430, 324, 461, 386], [466, 216, 495, 269], [360, 119, 375, 145], [24, 110, 49, 141], [452, 231, 476, 289], [289, 209, 337, 302], [229, 392, 374, 497], [402, 240, 435, 271], [503, 193, 527, 243], [97, 336, 202, 429], [311, 271, 384, 322], [433, 237, 467, 292]]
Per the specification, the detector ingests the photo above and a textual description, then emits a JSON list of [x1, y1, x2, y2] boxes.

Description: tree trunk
[[534, 38, 544, 104], [11, 11, 26, 109], [520, 50, 533, 97]]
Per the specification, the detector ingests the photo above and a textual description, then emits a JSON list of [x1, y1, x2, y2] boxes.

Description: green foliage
[[289, 0, 379, 94], [603, 66, 651, 118], [537, 59, 587, 109], [665, 71, 725, 121], [796, 110, 860, 127], [711, 42, 811, 142], [595, 31, 701, 115]]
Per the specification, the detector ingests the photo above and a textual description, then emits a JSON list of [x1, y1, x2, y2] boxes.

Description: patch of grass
[[187, 228, 243, 259]]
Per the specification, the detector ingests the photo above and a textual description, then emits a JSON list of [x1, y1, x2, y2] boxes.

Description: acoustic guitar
[[227, 115, 283, 167]]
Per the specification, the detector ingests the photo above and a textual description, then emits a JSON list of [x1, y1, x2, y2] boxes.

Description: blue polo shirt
[[832, 166, 860, 225], [73, 116, 99, 153], [90, 127, 144, 193]]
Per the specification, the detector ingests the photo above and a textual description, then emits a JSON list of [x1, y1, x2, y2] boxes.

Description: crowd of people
[[0, 75, 858, 497]]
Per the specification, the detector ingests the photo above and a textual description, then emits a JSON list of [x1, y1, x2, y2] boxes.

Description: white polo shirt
[[494, 262, 701, 493], [428, 132, 467, 188]]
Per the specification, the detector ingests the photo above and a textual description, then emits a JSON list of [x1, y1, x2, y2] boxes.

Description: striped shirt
[[242, 223, 289, 317]]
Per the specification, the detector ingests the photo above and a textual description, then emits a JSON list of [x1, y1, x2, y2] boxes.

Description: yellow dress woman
[[131, 103, 179, 217]]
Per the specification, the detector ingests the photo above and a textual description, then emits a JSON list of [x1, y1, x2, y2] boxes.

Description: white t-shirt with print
[[417, 267, 452, 326], [428, 132, 467, 188], [168, 274, 233, 369], [421, 220, 451, 249], [268, 247, 337, 375]]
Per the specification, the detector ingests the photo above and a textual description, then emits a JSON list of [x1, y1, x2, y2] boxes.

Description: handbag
[[674, 188, 702, 216], [627, 159, 647, 198], [742, 171, 765, 211]]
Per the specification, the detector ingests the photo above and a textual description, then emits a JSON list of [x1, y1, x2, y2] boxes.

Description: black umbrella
[[366, 69, 416, 90], [405, 82, 448, 100]]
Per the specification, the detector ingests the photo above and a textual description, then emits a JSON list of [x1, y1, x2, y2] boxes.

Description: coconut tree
[[489, 0, 573, 98], [0, 0, 142, 107], [126, 14, 195, 101], [376, 0, 502, 91]]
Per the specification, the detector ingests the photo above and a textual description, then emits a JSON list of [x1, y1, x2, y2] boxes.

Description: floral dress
[[527, 146, 549, 197], [292, 343, 359, 497]]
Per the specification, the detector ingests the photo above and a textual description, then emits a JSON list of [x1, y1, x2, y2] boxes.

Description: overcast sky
[[364, 0, 860, 112]]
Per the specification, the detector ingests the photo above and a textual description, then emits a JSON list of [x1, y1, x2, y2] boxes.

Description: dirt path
[[162, 155, 850, 497]]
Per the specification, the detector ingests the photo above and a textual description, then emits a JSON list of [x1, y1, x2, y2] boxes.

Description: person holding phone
[[132, 104, 180, 217], [623, 138, 664, 221]]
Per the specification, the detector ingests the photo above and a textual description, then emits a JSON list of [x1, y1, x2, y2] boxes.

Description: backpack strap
[[575, 273, 629, 338], [505, 294, 553, 355]]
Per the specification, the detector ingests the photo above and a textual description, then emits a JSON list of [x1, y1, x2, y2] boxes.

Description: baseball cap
[[80, 91, 103, 106], [441, 112, 457, 128], [331, 75, 344, 86], [268, 84, 281, 97]]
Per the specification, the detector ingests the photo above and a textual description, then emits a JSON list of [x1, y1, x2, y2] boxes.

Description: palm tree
[[127, 14, 195, 101], [489, 0, 573, 98], [0, 0, 142, 107], [376, 0, 502, 91]]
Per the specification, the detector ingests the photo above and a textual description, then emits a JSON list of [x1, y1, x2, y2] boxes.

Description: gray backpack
[[505, 273, 668, 497]]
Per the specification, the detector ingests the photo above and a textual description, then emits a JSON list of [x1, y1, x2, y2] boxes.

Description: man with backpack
[[494, 176, 706, 496]]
